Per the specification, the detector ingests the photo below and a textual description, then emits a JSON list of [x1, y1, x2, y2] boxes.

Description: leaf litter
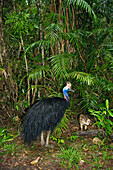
[[0, 118, 113, 170]]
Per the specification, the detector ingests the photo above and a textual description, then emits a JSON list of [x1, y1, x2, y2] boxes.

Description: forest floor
[[0, 113, 113, 170]]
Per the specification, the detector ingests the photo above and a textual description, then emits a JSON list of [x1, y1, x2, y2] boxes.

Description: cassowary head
[[63, 82, 74, 101]]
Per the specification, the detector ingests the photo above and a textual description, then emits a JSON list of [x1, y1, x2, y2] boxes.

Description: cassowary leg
[[80, 124, 83, 131], [85, 125, 87, 130], [41, 131, 45, 146], [45, 130, 51, 147]]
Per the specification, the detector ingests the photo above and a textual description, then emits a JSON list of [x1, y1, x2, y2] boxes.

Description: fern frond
[[70, 71, 95, 85], [28, 65, 51, 81], [49, 53, 74, 79], [63, 0, 97, 21], [24, 40, 53, 57]]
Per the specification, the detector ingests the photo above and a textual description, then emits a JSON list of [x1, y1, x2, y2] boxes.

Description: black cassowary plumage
[[24, 97, 68, 143], [23, 82, 74, 146]]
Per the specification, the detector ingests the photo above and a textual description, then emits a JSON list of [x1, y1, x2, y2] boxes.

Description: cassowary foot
[[45, 144, 54, 148], [41, 141, 45, 146]]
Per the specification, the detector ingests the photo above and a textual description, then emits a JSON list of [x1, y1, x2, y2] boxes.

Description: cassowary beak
[[68, 88, 74, 92]]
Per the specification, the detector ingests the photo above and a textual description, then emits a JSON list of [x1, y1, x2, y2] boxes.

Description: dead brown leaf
[[30, 157, 40, 165]]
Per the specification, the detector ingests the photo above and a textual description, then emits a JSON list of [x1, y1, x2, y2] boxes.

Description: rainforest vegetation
[[0, 0, 113, 169]]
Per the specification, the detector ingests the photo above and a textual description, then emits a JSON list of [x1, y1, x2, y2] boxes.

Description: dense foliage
[[0, 0, 113, 118]]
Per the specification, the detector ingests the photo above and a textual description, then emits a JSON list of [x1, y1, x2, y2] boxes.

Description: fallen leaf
[[6, 157, 11, 162], [30, 157, 40, 164], [83, 147, 88, 151], [25, 150, 28, 154], [84, 152, 87, 156], [14, 162, 19, 166], [88, 155, 92, 158], [79, 160, 85, 165]]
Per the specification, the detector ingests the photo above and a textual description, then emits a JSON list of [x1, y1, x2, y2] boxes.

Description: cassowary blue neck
[[63, 86, 70, 101]]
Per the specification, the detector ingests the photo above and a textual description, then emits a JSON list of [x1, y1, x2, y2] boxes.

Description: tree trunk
[[53, 0, 56, 13], [31, 79, 38, 104], [12, 0, 15, 11], [0, 0, 16, 105], [74, 7, 88, 73], [20, 35, 30, 104], [71, 5, 74, 30], [58, 0, 64, 53], [0, 2, 3, 65], [37, 0, 45, 66]]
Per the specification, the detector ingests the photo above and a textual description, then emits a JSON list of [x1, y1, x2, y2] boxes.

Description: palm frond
[[70, 71, 95, 85], [45, 23, 63, 38], [63, 0, 97, 21], [29, 65, 51, 81], [23, 40, 53, 57], [49, 53, 74, 79]]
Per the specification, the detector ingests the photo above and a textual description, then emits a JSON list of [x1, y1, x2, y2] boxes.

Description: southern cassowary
[[23, 82, 74, 146]]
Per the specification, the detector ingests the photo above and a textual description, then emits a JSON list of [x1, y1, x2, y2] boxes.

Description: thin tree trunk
[[50, 46, 54, 56], [66, 7, 70, 53], [71, 5, 74, 30], [12, 0, 15, 11], [20, 35, 30, 104], [53, 0, 56, 13], [58, 0, 61, 21], [18, 43, 21, 59], [42, 44, 45, 66], [74, 7, 78, 30], [0, 0, 5, 66], [0, 0, 2, 64], [37, 0, 45, 66], [78, 45, 88, 73], [58, 0, 64, 53], [66, 7, 69, 32], [31, 79, 38, 104], [50, 0, 53, 12], [0, 10, 3, 65], [90, 23, 110, 81], [0, 0, 16, 104], [28, 0, 31, 13], [74, 7, 88, 73]]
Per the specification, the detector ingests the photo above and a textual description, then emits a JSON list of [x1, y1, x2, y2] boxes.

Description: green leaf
[[88, 109, 94, 113], [106, 119, 113, 126], [15, 105, 19, 111], [0, 128, 6, 136], [108, 110, 113, 117], [58, 139, 64, 144], [103, 111, 107, 115], [2, 135, 14, 142], [106, 99, 109, 109], [106, 125, 112, 133]]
